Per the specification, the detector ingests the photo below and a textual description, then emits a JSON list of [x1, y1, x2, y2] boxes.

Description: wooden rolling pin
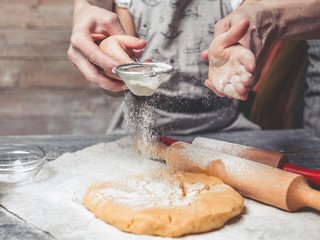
[[136, 140, 320, 212], [159, 136, 320, 187]]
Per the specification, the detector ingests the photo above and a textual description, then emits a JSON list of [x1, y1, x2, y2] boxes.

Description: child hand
[[202, 19, 255, 100], [99, 35, 147, 81]]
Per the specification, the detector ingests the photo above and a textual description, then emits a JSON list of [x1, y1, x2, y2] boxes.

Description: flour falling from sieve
[[121, 93, 159, 152], [90, 169, 227, 211]]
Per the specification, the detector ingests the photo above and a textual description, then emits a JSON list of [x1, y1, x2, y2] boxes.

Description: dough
[[83, 168, 243, 237]]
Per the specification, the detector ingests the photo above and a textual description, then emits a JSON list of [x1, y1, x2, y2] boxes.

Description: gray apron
[[108, 0, 259, 135]]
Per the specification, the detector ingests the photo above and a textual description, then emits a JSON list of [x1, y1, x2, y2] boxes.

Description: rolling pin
[[158, 136, 320, 187], [136, 140, 320, 212]]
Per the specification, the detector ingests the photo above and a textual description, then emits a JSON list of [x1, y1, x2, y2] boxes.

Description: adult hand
[[202, 1, 278, 88], [67, 2, 127, 92]]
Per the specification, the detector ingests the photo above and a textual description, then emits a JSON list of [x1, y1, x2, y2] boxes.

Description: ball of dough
[[83, 168, 243, 237]]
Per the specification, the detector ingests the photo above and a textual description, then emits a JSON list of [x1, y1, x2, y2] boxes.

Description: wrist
[[74, 0, 90, 15]]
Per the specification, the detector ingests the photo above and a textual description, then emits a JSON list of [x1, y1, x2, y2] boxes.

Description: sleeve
[[230, 0, 244, 10], [114, 0, 132, 8], [304, 40, 320, 137]]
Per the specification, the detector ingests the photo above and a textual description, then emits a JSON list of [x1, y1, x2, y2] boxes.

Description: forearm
[[241, 0, 260, 5], [263, 0, 320, 40]]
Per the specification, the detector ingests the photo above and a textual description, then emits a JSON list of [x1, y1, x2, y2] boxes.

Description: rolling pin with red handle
[[159, 136, 320, 187], [137, 140, 320, 212]]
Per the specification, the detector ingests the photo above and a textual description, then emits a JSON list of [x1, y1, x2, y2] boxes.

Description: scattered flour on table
[[193, 137, 248, 157], [0, 137, 319, 239], [0, 137, 165, 240]]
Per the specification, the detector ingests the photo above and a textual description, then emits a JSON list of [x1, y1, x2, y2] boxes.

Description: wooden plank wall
[[0, 0, 122, 135]]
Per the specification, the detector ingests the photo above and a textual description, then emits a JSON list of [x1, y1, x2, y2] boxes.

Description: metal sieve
[[112, 62, 173, 96]]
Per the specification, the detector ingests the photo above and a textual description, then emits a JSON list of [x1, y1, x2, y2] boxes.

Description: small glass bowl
[[112, 62, 173, 96], [0, 144, 46, 183]]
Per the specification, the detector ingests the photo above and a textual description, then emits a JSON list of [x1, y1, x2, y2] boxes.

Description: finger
[[94, 73, 127, 92], [238, 49, 256, 73], [118, 36, 146, 62], [225, 83, 249, 100], [236, 65, 252, 86], [236, 91, 249, 101], [215, 19, 249, 48], [100, 43, 133, 64], [224, 84, 247, 100], [132, 49, 143, 57], [240, 73, 253, 87], [94, 64, 122, 80], [117, 35, 146, 50], [241, 92, 248, 101], [201, 50, 209, 61], [230, 76, 248, 95], [100, 35, 146, 63], [71, 31, 120, 72], [72, 48, 125, 92]]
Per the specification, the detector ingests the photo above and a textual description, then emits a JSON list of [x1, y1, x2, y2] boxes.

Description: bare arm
[[115, 5, 136, 36]]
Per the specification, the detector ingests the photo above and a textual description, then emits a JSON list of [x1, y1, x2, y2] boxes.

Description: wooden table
[[0, 129, 319, 239]]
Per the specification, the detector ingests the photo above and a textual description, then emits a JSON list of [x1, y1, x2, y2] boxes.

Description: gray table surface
[[0, 129, 319, 239]]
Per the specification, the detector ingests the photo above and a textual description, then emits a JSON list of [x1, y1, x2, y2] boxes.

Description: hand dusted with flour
[[204, 20, 255, 100], [83, 168, 243, 237]]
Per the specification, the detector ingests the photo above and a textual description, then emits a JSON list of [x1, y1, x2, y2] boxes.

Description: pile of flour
[[89, 169, 227, 211]]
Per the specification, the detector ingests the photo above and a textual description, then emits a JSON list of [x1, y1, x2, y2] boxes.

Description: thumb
[[117, 35, 147, 50], [100, 35, 146, 63], [201, 49, 209, 61], [215, 19, 249, 48]]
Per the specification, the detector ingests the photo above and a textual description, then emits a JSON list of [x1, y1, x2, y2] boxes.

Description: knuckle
[[214, 21, 225, 34], [87, 76, 97, 85], [216, 46, 226, 56], [84, 71, 99, 84], [70, 31, 83, 48], [106, 12, 119, 24], [209, 47, 225, 61], [67, 47, 73, 60], [214, 21, 222, 30]]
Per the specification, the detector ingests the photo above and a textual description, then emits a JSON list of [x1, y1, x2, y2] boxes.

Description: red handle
[[158, 136, 186, 146], [282, 163, 320, 187]]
